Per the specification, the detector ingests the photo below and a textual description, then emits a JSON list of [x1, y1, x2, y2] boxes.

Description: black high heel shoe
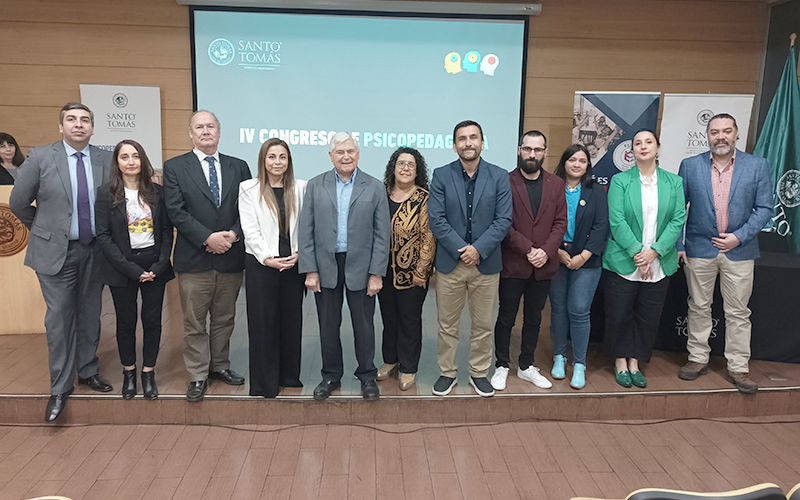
[[141, 370, 158, 400], [122, 368, 137, 400]]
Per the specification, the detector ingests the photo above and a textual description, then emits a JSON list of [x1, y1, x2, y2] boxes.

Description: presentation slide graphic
[[193, 9, 526, 181]]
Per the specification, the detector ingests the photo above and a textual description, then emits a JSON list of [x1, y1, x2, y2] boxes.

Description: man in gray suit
[[298, 132, 390, 401], [10, 102, 114, 422]]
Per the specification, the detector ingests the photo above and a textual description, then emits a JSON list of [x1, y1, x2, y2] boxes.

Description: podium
[[0, 186, 45, 334]]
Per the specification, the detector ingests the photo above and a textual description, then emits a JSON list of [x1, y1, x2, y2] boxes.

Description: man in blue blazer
[[10, 103, 113, 422], [428, 120, 512, 397], [676, 113, 773, 394]]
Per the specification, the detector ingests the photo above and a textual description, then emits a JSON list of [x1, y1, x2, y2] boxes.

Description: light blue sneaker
[[570, 363, 586, 389], [551, 355, 566, 379]]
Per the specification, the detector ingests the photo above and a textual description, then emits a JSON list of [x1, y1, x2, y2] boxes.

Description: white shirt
[[622, 171, 665, 283], [124, 188, 155, 249], [192, 148, 222, 194]]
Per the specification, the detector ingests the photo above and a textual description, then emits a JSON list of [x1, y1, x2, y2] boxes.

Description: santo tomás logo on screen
[[444, 51, 499, 76], [208, 38, 283, 71]]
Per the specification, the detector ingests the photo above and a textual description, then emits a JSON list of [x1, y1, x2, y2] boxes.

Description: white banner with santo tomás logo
[[659, 94, 754, 174], [79, 84, 163, 169]]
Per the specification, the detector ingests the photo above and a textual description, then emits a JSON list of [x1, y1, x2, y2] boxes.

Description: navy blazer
[[163, 151, 251, 274], [428, 158, 512, 275], [564, 180, 609, 268], [94, 183, 174, 287], [677, 149, 772, 261]]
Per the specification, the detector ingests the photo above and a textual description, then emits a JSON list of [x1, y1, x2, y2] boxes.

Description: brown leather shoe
[[724, 370, 758, 394], [399, 373, 416, 391], [678, 361, 708, 380], [377, 363, 398, 381]]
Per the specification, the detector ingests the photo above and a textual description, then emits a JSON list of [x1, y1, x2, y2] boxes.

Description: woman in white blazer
[[239, 138, 307, 397]]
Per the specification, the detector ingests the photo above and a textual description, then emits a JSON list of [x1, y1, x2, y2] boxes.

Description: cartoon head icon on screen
[[463, 51, 481, 72], [480, 54, 499, 76], [445, 52, 462, 74]]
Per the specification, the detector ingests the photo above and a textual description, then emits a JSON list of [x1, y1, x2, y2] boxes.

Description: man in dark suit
[[677, 113, 773, 394], [428, 120, 512, 397], [163, 110, 251, 402], [298, 132, 390, 401], [10, 102, 114, 422], [491, 131, 567, 391]]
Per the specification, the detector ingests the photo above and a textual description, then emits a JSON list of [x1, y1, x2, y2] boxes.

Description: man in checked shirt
[[676, 113, 773, 394]]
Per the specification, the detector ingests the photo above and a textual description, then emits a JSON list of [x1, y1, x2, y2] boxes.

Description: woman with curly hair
[[376, 147, 435, 391]]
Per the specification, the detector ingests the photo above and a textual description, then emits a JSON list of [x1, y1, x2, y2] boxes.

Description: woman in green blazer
[[602, 129, 685, 388]]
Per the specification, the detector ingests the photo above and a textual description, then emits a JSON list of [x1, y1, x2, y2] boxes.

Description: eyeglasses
[[519, 146, 546, 155], [396, 161, 417, 170]]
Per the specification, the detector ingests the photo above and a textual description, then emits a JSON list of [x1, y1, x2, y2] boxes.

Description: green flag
[[755, 45, 800, 252]]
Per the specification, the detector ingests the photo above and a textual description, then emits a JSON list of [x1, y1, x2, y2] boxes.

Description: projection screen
[[192, 8, 528, 180]]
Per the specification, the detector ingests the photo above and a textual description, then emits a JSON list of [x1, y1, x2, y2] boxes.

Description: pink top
[[710, 151, 735, 234]]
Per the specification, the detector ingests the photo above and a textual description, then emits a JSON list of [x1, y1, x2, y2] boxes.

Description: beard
[[710, 140, 734, 156], [518, 154, 543, 175]]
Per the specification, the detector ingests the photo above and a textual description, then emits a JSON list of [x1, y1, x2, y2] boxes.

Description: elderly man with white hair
[[298, 132, 390, 401]]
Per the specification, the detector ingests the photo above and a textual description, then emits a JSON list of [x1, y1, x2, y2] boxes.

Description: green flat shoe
[[630, 370, 647, 388], [615, 368, 632, 388]]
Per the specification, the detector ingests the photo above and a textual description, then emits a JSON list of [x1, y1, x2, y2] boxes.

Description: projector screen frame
[[189, 5, 529, 168]]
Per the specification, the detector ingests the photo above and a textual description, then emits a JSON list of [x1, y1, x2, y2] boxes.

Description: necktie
[[206, 156, 220, 206], [74, 152, 93, 245]]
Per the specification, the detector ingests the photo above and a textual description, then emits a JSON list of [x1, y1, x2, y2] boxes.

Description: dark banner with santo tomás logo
[[572, 92, 660, 187]]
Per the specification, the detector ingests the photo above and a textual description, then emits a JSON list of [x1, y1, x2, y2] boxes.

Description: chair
[[571, 482, 786, 500]]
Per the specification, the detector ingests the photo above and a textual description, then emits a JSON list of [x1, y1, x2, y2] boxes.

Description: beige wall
[[0, 0, 767, 170]]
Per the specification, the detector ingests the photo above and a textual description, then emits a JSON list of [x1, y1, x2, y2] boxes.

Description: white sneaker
[[518, 366, 552, 389], [490, 367, 509, 391]]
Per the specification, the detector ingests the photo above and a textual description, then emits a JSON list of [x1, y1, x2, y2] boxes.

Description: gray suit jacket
[[298, 168, 390, 290], [10, 141, 112, 275]]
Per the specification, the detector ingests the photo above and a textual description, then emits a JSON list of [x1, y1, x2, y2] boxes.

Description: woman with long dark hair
[[549, 144, 609, 389], [376, 147, 435, 391], [0, 132, 25, 183], [95, 139, 174, 400], [602, 129, 685, 388], [239, 138, 306, 397]]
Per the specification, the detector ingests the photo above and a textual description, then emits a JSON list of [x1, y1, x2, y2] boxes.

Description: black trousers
[[109, 248, 167, 368], [602, 270, 670, 363], [245, 254, 304, 398], [494, 276, 551, 370], [315, 253, 378, 383], [378, 281, 427, 374]]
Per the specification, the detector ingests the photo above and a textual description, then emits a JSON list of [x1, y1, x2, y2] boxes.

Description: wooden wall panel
[[0, 22, 190, 69], [0, 66, 192, 110], [3, 0, 188, 26], [530, 0, 764, 42], [0, 0, 767, 171]]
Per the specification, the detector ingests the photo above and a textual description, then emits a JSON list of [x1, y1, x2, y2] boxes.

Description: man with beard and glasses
[[428, 120, 512, 397], [491, 130, 567, 391], [676, 113, 772, 394]]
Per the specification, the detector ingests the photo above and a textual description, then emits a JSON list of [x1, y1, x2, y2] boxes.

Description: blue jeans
[[549, 265, 602, 365]]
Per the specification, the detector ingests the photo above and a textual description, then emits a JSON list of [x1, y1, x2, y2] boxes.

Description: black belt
[[561, 241, 574, 253]]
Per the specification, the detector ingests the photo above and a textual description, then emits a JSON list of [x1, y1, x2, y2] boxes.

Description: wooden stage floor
[[1, 280, 799, 424]]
